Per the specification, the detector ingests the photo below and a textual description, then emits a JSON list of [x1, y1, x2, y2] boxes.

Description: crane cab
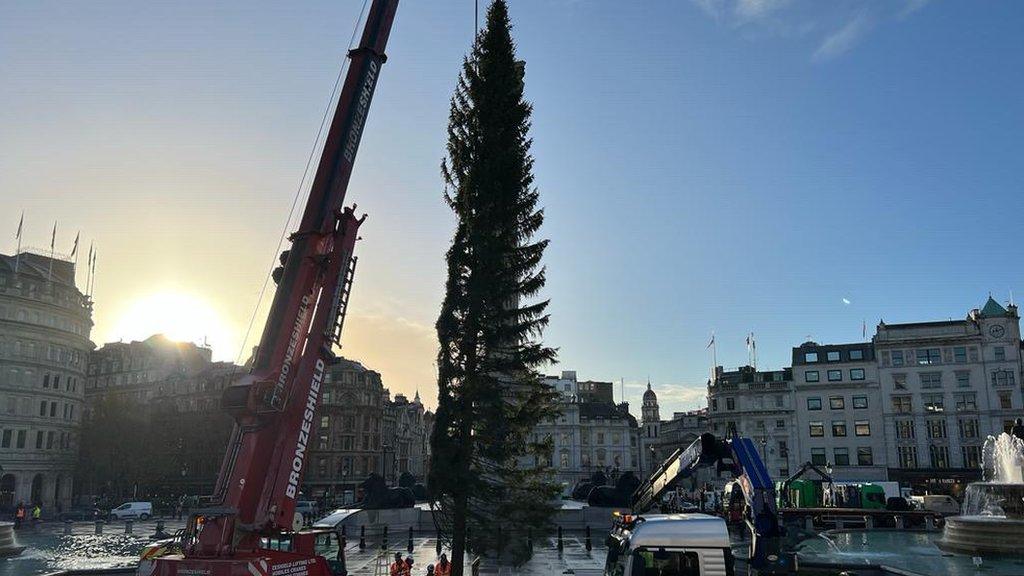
[[604, 514, 734, 576]]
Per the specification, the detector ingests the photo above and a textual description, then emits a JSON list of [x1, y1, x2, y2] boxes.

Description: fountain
[[938, 432, 1024, 555]]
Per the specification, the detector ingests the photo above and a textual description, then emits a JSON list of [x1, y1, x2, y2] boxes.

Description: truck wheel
[[140, 513, 151, 521]]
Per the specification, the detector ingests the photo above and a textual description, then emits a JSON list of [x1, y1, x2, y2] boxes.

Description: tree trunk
[[451, 493, 467, 576]]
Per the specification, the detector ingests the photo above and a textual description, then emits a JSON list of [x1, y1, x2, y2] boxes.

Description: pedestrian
[[405, 556, 414, 575], [1012, 418, 1024, 441], [389, 552, 407, 576], [32, 504, 41, 524], [14, 502, 25, 529], [424, 563, 434, 576], [434, 553, 451, 576]]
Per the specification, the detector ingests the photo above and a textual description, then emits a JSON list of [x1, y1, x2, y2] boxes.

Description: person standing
[[389, 552, 409, 576], [14, 502, 25, 528], [31, 504, 41, 524], [434, 553, 451, 576]]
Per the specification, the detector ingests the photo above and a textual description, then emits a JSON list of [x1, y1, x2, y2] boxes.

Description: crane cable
[[234, 0, 372, 367]]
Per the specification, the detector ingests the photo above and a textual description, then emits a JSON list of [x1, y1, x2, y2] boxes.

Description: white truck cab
[[604, 514, 734, 576]]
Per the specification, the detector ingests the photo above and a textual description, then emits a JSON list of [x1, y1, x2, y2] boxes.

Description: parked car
[[58, 505, 102, 521], [108, 501, 153, 521], [294, 500, 319, 521]]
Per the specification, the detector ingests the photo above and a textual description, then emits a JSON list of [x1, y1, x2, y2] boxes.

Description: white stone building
[[0, 252, 93, 512], [791, 341, 888, 481], [874, 297, 1023, 493]]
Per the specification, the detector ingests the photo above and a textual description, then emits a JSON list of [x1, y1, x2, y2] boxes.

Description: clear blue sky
[[2, 1, 1022, 415]]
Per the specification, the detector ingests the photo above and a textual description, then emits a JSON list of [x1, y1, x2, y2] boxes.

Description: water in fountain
[[939, 432, 1024, 556]]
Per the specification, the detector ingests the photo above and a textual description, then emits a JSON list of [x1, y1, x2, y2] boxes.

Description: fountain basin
[[937, 515, 1024, 556]]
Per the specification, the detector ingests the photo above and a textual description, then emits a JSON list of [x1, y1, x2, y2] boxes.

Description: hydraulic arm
[[630, 433, 789, 574]]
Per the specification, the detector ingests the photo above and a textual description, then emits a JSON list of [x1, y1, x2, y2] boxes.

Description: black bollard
[[557, 526, 563, 551], [408, 526, 414, 553], [382, 526, 389, 550], [359, 525, 366, 550], [585, 525, 592, 552], [125, 519, 133, 535], [527, 528, 533, 552], [95, 520, 104, 534], [496, 526, 502, 560], [436, 537, 442, 556]]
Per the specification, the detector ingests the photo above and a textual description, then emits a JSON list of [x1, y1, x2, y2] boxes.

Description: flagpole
[[14, 211, 23, 274], [47, 222, 56, 284]]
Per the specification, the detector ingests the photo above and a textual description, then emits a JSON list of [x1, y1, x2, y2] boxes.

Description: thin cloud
[[688, 0, 928, 60], [813, 12, 872, 62]]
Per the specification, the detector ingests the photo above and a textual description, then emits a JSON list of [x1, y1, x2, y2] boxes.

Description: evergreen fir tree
[[429, 1, 560, 572]]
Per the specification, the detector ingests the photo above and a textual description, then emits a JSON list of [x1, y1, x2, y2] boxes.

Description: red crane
[[142, 2, 400, 575]]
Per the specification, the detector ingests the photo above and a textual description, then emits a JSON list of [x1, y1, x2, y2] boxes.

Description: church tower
[[642, 381, 660, 438]]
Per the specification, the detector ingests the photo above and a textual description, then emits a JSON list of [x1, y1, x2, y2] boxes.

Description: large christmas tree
[[428, 1, 560, 572]]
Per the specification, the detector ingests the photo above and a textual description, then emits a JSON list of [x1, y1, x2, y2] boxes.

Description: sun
[[111, 291, 238, 361]]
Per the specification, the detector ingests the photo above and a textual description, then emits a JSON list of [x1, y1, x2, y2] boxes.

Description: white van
[[109, 501, 153, 521], [605, 514, 733, 576], [911, 494, 960, 515]]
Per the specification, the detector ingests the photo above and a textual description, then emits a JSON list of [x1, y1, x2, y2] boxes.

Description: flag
[[16, 212, 23, 239], [706, 334, 715, 349], [862, 320, 867, 339], [50, 222, 57, 250], [70, 232, 80, 258]]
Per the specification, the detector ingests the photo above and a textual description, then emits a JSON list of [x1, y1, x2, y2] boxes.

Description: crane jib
[[342, 58, 380, 164], [270, 294, 313, 408]]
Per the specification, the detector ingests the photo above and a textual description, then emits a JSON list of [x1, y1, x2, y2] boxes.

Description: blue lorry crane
[[623, 433, 792, 575]]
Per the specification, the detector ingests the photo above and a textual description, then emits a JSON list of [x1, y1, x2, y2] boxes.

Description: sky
[[2, 1, 1023, 416]]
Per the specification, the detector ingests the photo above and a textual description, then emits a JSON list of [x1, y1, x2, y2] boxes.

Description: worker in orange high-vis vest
[[434, 553, 451, 576], [14, 502, 25, 528], [389, 552, 410, 576]]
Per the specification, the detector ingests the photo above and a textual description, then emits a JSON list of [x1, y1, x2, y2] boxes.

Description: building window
[[827, 370, 842, 382], [778, 440, 788, 457], [35, 431, 43, 449], [953, 346, 967, 363], [829, 396, 845, 410], [805, 352, 819, 363], [892, 350, 905, 367], [775, 395, 784, 408], [827, 351, 841, 362], [321, 416, 330, 429], [857, 447, 873, 466], [560, 451, 570, 469], [998, 390, 1012, 410], [896, 419, 915, 439], [898, 446, 918, 468], [916, 348, 941, 365], [927, 419, 947, 439], [855, 420, 871, 436], [39, 401, 46, 416], [805, 371, 820, 383], [954, 392, 977, 412], [831, 421, 847, 437], [0, 430, 10, 448], [46, 431, 55, 449], [962, 445, 982, 468], [807, 397, 822, 410], [893, 374, 907, 390], [776, 419, 785, 429], [809, 422, 825, 437], [992, 370, 1016, 387], [920, 373, 942, 389], [922, 393, 944, 413], [834, 447, 850, 466], [712, 398, 718, 411], [849, 368, 865, 381], [929, 445, 950, 468], [994, 347, 1006, 361], [726, 397, 735, 410], [318, 435, 328, 450], [16, 430, 25, 449], [811, 448, 826, 465], [852, 395, 868, 409], [892, 395, 912, 414], [849, 349, 864, 361], [958, 418, 979, 439], [955, 371, 970, 388]]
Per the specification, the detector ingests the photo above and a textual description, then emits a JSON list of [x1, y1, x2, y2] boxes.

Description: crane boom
[[144, 3, 400, 575]]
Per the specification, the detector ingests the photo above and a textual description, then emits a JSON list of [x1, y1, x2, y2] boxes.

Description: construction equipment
[[139, 1, 400, 575], [613, 433, 790, 575]]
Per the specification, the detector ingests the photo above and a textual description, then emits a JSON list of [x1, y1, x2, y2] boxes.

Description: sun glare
[[111, 291, 238, 360]]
